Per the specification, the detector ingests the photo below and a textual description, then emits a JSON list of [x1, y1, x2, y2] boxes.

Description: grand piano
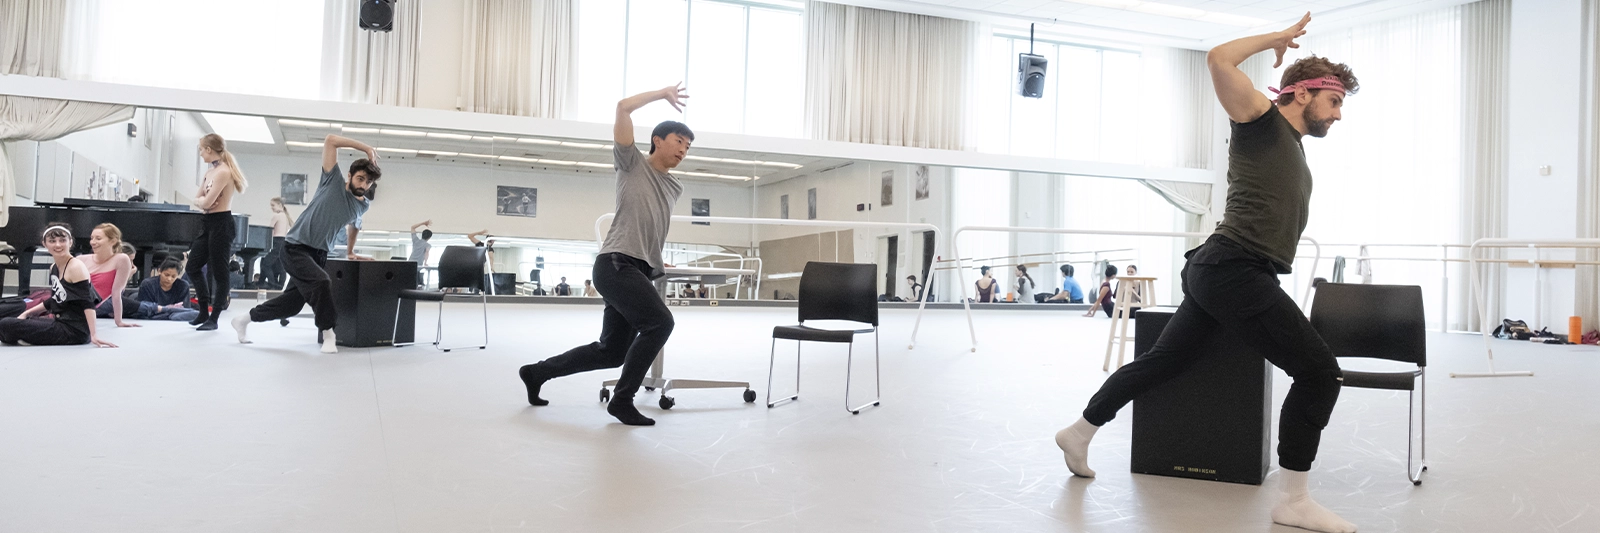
[[0, 199, 270, 295]]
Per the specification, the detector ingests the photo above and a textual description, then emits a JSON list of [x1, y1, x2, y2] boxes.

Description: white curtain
[[1578, 0, 1600, 329], [459, 0, 574, 117], [1138, 46, 1213, 237], [1, 0, 66, 77], [0, 96, 133, 226], [321, 0, 421, 106], [1459, 0, 1511, 331], [804, 1, 974, 150]]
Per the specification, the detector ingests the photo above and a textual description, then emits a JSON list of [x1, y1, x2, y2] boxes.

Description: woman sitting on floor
[[0, 223, 117, 347]]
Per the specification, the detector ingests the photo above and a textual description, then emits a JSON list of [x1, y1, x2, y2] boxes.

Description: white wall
[[1505, 0, 1583, 328], [31, 109, 208, 205], [752, 161, 951, 273], [229, 151, 755, 247]]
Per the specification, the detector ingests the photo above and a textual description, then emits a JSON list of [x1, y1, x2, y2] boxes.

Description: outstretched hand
[[1272, 12, 1311, 68], [662, 83, 690, 112]]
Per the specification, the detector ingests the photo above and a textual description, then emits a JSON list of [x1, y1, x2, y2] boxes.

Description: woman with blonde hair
[[76, 223, 141, 328], [261, 197, 294, 288], [0, 222, 117, 347], [187, 133, 248, 330]]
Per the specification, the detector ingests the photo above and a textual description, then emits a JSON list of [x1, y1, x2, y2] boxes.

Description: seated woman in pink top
[[75, 223, 141, 329]]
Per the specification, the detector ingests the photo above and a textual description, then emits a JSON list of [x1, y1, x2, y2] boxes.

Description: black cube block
[[327, 259, 416, 348], [1130, 306, 1272, 485]]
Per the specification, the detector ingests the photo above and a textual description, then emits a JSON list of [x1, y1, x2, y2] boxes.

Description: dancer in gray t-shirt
[[519, 84, 692, 426]]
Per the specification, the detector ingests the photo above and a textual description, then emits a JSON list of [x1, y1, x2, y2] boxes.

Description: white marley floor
[[0, 302, 1597, 533]]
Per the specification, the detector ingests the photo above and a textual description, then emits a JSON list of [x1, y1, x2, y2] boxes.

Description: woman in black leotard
[[0, 223, 117, 347]]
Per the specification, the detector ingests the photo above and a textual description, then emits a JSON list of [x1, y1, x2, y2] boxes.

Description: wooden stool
[[1104, 276, 1157, 371]]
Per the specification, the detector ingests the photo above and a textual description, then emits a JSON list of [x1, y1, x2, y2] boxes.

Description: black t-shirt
[[46, 264, 100, 333], [1213, 105, 1313, 274]]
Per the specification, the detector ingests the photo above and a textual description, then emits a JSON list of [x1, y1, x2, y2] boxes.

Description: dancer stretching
[[0, 223, 116, 347], [1054, 13, 1362, 533], [232, 134, 380, 353]]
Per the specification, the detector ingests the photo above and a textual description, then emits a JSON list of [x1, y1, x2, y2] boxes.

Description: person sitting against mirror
[[554, 277, 573, 296], [1, 223, 116, 347], [1047, 264, 1085, 303], [1084, 264, 1120, 317], [583, 279, 599, 297], [232, 134, 380, 354], [905, 275, 924, 302], [520, 83, 695, 426], [186, 133, 249, 331], [974, 265, 999, 302]]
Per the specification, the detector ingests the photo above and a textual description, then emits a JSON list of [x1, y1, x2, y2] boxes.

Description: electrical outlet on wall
[[1539, 165, 1552, 176]]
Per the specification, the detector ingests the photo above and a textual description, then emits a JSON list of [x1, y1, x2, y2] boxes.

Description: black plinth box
[[327, 259, 416, 347], [1130, 306, 1272, 485]]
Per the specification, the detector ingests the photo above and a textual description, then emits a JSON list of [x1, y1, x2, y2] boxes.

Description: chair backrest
[[797, 261, 878, 326], [437, 245, 486, 291], [1308, 282, 1426, 366]]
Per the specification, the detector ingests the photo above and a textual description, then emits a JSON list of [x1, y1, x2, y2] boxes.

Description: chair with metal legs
[[1309, 281, 1428, 485], [766, 261, 882, 414], [392, 245, 488, 352]]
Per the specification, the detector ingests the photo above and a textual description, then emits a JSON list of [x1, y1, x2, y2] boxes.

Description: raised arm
[[347, 225, 372, 261], [323, 134, 378, 174], [411, 220, 431, 232], [1207, 13, 1311, 123], [466, 230, 487, 245], [614, 84, 690, 147]]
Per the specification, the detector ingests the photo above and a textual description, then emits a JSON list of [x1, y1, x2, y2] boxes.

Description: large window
[[977, 36, 1144, 163], [72, 0, 324, 99], [574, 0, 803, 137]]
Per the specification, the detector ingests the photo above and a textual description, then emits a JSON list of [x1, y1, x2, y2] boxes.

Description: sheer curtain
[[1273, 7, 1463, 325], [321, 0, 421, 106], [1459, 0, 1511, 331], [1578, 0, 1600, 329], [459, 0, 574, 117], [62, 0, 323, 99], [804, 1, 975, 150], [1, 0, 67, 77]]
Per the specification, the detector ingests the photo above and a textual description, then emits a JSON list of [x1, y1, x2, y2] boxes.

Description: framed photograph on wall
[[915, 165, 930, 201], [781, 194, 790, 219], [280, 173, 307, 205], [881, 170, 894, 207], [691, 198, 710, 225], [807, 188, 817, 220], [496, 185, 538, 217]]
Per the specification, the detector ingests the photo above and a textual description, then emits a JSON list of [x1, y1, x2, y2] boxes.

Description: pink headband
[[1269, 76, 1346, 96]]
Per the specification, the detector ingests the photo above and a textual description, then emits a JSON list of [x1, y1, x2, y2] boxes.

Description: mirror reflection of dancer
[[519, 84, 692, 426], [1054, 14, 1362, 533], [0, 223, 116, 347], [261, 197, 294, 289], [187, 134, 249, 330], [232, 135, 380, 354]]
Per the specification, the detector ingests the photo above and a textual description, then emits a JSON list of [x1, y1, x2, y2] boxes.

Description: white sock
[[320, 329, 338, 354], [1271, 469, 1357, 533], [1054, 417, 1099, 478], [231, 314, 252, 344]]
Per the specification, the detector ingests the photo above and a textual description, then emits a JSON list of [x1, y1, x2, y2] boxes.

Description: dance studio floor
[[0, 302, 1595, 533]]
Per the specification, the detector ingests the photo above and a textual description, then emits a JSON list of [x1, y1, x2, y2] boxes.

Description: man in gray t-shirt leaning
[[233, 134, 381, 354], [409, 220, 432, 287], [519, 83, 692, 427]]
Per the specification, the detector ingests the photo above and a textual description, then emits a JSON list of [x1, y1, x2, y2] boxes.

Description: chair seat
[[1341, 369, 1421, 391], [398, 289, 446, 302], [773, 324, 874, 343]]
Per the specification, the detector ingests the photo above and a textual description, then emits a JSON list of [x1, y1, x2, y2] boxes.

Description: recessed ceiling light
[[285, 141, 321, 148], [201, 113, 274, 144], [418, 150, 458, 156], [499, 155, 538, 162], [375, 147, 418, 154], [537, 159, 578, 165], [457, 152, 497, 158], [342, 126, 379, 134], [380, 129, 426, 137], [1066, 0, 1269, 27], [427, 132, 474, 141], [518, 138, 561, 145], [575, 162, 613, 168]]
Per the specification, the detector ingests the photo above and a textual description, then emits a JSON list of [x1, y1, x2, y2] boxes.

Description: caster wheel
[[743, 389, 757, 403], [1422, 466, 1429, 472], [850, 410, 860, 415], [659, 396, 675, 410], [645, 386, 655, 392], [479, 346, 486, 350], [279, 319, 290, 327], [599, 388, 611, 402], [1412, 480, 1422, 486], [873, 402, 880, 407]]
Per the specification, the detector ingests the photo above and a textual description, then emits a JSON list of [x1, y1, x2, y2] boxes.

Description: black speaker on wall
[[359, 0, 395, 32], [1017, 24, 1047, 99]]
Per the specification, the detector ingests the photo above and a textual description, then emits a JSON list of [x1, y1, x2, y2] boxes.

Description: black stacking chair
[[767, 261, 882, 414], [393, 245, 488, 352], [1309, 281, 1428, 485]]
